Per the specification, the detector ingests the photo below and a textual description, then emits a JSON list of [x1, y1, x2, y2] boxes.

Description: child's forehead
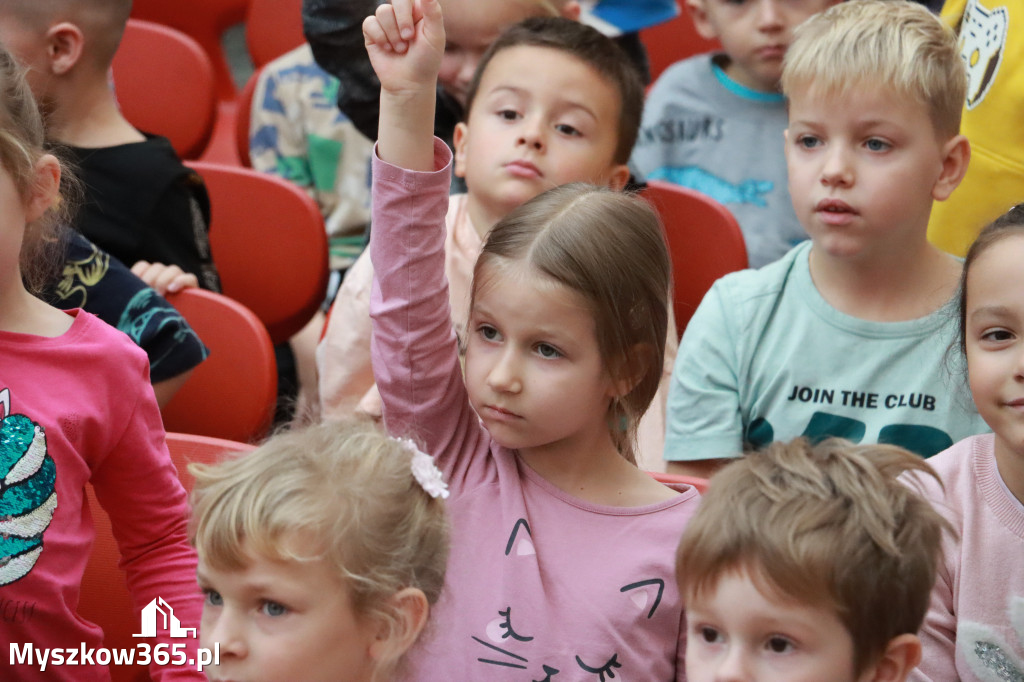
[[689, 563, 836, 618], [473, 45, 619, 111], [786, 79, 936, 131]]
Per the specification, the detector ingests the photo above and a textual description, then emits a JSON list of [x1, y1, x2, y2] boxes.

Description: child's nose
[[516, 118, 545, 151], [712, 647, 753, 682], [820, 147, 854, 187], [756, 0, 784, 28], [1014, 345, 1024, 379], [487, 350, 522, 393], [204, 610, 248, 660]]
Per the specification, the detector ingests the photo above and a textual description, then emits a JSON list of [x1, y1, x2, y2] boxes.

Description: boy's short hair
[[4, 0, 132, 70], [189, 420, 450, 629], [676, 438, 951, 675], [781, 0, 966, 138], [463, 17, 645, 164]]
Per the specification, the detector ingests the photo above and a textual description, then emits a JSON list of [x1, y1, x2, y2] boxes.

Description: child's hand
[[131, 261, 199, 295], [363, 0, 445, 97]]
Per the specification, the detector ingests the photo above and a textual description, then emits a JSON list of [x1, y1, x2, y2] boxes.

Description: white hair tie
[[395, 438, 450, 499]]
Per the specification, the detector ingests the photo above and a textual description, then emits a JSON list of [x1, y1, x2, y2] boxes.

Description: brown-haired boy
[[676, 437, 951, 681]]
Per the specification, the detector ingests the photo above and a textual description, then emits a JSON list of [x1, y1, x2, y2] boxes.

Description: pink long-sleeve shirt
[[369, 140, 699, 681], [1, 310, 203, 681]]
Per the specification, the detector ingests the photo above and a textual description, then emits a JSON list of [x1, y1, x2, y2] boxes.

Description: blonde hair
[[0, 45, 72, 293], [472, 183, 670, 464], [781, 0, 966, 138], [190, 420, 450, 664], [676, 438, 951, 674]]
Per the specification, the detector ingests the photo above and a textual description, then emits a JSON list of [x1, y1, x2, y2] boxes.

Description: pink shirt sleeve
[[90, 387, 203, 681], [368, 139, 494, 486]]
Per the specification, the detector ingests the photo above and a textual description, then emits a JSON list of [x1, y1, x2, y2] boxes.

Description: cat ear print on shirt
[[620, 579, 665, 619], [505, 518, 535, 557]]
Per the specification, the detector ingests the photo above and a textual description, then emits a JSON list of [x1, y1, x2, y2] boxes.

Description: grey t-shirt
[[630, 53, 805, 267]]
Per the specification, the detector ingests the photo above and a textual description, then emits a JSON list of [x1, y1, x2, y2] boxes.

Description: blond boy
[[676, 438, 950, 681], [318, 17, 679, 470], [665, 0, 989, 476]]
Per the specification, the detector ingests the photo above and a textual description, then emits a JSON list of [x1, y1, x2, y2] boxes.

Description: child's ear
[[27, 154, 61, 224], [863, 634, 922, 682], [685, 0, 719, 41], [44, 23, 85, 76], [931, 134, 970, 202], [606, 164, 631, 192], [558, 1, 583, 21], [453, 122, 469, 179], [368, 588, 430, 665]]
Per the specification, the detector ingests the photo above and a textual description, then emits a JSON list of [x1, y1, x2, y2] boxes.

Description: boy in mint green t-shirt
[[664, 0, 990, 477]]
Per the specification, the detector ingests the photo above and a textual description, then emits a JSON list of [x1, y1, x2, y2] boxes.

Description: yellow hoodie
[[929, 0, 1024, 256]]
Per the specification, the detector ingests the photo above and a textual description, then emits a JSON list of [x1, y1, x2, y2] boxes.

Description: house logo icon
[[133, 597, 197, 638]]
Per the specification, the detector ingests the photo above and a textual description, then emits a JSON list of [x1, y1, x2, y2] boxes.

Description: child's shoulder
[[69, 310, 151, 363], [648, 52, 784, 113], [924, 433, 994, 492], [651, 52, 718, 89], [69, 134, 193, 184], [705, 240, 809, 310]]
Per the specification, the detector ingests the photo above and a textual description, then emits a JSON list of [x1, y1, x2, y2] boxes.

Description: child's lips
[[815, 198, 857, 225], [505, 160, 542, 179], [483, 404, 522, 421], [757, 44, 787, 59]]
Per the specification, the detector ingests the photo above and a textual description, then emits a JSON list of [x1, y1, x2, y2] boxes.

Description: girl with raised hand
[[361, 1, 699, 679]]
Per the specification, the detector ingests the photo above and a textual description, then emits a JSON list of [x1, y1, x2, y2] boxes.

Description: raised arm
[[363, 0, 444, 172]]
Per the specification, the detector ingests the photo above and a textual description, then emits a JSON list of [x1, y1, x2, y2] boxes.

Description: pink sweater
[[0, 310, 203, 681], [369, 140, 699, 682], [910, 434, 1024, 681]]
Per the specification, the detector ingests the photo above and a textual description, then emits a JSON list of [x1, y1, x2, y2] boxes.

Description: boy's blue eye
[[261, 601, 288, 617], [797, 135, 820, 149], [865, 138, 890, 151], [202, 589, 223, 607]]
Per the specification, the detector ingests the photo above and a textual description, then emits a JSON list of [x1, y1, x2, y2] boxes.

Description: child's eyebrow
[[970, 305, 1015, 320], [484, 85, 599, 123]]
